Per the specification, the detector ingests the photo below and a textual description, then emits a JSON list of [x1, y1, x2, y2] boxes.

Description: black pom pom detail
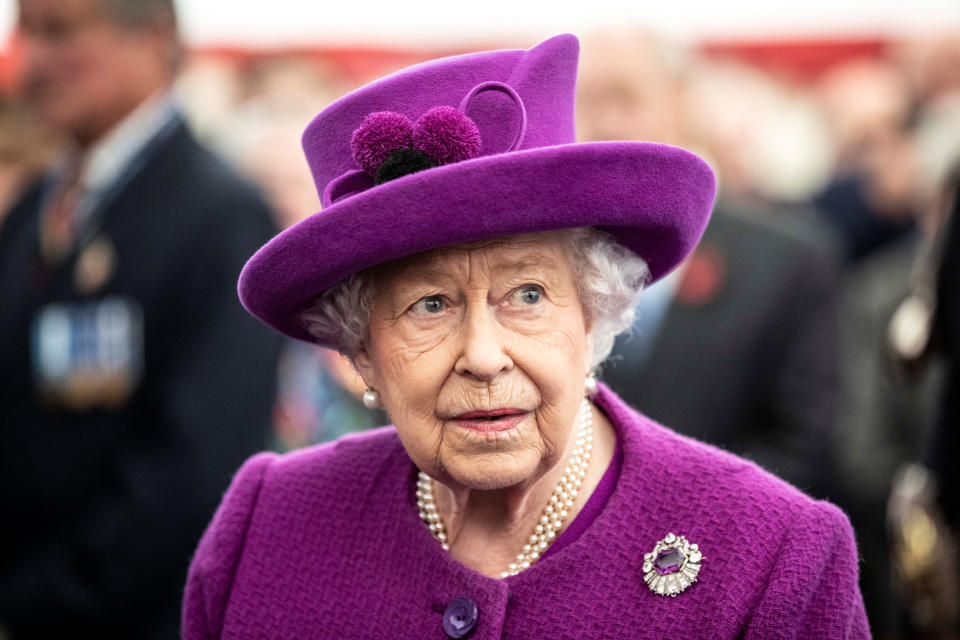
[[375, 148, 437, 185]]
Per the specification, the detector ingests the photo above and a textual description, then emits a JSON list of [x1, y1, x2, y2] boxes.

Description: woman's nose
[[453, 306, 513, 381]]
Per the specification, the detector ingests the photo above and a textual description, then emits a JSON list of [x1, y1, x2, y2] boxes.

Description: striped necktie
[[40, 157, 85, 264]]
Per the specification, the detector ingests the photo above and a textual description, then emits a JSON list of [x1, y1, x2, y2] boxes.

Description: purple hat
[[239, 34, 716, 344]]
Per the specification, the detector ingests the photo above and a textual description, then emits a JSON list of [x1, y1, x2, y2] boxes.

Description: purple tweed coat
[[183, 385, 870, 639]]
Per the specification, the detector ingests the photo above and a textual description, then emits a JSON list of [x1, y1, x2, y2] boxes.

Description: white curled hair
[[301, 227, 650, 370]]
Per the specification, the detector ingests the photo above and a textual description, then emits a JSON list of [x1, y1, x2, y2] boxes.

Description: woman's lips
[[452, 408, 528, 434]]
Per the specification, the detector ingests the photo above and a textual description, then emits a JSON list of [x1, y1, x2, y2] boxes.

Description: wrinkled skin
[[355, 231, 616, 576]]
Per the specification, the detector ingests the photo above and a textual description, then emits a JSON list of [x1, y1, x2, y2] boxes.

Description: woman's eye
[[512, 285, 544, 305], [413, 295, 445, 314]]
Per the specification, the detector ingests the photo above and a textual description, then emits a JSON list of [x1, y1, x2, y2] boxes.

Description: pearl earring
[[585, 373, 598, 396], [362, 388, 381, 409]]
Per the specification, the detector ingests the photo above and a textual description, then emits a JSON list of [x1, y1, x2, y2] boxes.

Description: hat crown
[[302, 34, 579, 202]]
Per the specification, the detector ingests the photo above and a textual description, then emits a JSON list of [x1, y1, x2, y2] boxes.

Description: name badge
[[31, 296, 144, 410]]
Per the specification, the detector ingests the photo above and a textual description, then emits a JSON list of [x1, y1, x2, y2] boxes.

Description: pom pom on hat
[[414, 106, 482, 166], [351, 111, 415, 176], [375, 148, 437, 185], [351, 107, 481, 179]]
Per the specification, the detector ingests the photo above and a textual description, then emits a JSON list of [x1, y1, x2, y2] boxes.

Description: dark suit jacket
[[929, 170, 960, 528], [0, 119, 283, 638], [603, 207, 840, 498]]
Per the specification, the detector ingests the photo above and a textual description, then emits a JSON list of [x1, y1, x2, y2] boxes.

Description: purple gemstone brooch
[[643, 532, 703, 597]]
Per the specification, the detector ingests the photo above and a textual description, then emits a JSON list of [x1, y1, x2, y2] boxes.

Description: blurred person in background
[[832, 37, 960, 636], [884, 162, 960, 639], [836, 188, 946, 638], [836, 153, 948, 638], [577, 30, 841, 500], [0, 0, 282, 637], [878, 158, 959, 639], [922, 161, 960, 636], [815, 58, 921, 263], [916, 41, 960, 551]]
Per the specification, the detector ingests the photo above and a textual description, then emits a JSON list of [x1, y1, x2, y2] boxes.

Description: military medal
[[74, 235, 118, 295]]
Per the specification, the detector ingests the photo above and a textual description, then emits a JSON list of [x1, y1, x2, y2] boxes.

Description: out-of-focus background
[[1, 1, 960, 638]]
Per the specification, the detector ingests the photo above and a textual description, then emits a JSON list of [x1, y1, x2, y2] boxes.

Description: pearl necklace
[[416, 398, 594, 578]]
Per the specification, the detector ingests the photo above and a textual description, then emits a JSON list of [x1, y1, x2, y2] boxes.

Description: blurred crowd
[[0, 1, 958, 638]]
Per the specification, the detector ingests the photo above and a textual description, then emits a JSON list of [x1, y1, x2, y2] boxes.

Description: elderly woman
[[183, 35, 869, 639]]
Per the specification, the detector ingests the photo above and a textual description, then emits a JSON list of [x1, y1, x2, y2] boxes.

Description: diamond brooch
[[643, 532, 703, 597]]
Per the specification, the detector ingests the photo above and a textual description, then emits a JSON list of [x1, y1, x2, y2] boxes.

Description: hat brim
[[239, 140, 716, 344]]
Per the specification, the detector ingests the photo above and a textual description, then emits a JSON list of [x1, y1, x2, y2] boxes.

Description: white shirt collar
[[78, 89, 178, 194]]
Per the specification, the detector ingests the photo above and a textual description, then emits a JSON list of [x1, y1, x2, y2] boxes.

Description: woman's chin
[[440, 450, 544, 492]]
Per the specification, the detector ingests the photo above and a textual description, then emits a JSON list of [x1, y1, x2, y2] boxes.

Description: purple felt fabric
[[240, 141, 715, 345], [539, 430, 623, 561], [302, 34, 577, 192], [237, 34, 717, 345], [183, 384, 870, 639], [413, 106, 482, 165], [351, 111, 415, 175]]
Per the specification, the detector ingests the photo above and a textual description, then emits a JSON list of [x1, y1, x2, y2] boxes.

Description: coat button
[[442, 596, 478, 638]]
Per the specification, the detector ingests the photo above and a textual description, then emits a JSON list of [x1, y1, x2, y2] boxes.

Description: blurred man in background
[[0, 0, 282, 636], [815, 58, 920, 263]]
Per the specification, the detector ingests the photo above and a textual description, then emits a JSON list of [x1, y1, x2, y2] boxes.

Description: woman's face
[[354, 231, 592, 491]]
